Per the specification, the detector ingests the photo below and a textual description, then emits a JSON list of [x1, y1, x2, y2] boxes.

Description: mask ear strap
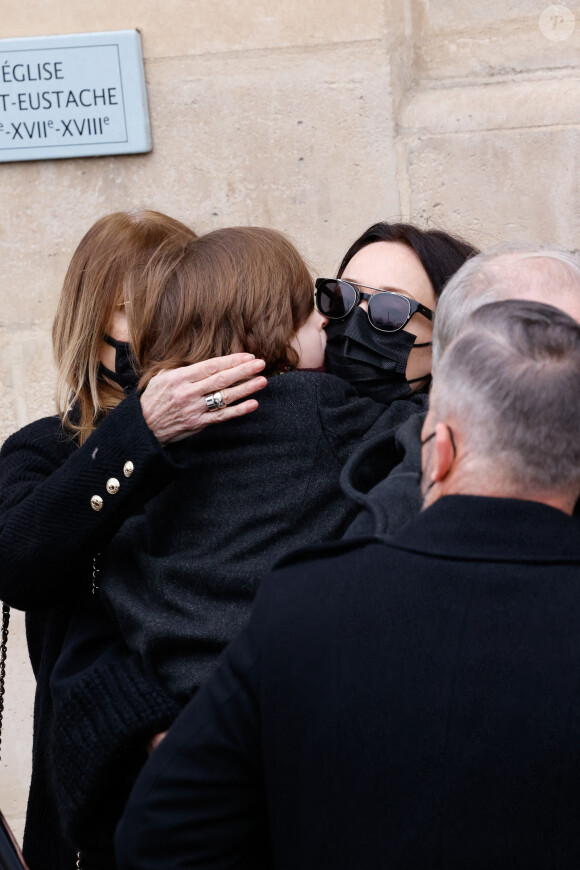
[[103, 333, 129, 349], [447, 425, 457, 458], [407, 373, 432, 385], [413, 341, 432, 348], [98, 362, 118, 382]]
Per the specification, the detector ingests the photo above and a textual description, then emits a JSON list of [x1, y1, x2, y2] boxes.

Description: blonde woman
[[0, 211, 267, 870]]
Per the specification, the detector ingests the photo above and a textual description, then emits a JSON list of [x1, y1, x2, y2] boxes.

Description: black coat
[[117, 495, 580, 870], [97, 373, 420, 702]]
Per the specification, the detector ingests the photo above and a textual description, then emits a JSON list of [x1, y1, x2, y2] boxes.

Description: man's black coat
[[117, 495, 580, 870]]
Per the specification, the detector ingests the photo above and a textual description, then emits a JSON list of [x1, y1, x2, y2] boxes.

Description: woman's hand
[[140, 353, 267, 443]]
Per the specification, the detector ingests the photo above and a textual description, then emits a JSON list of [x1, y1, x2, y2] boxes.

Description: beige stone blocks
[[401, 127, 580, 249], [4, 0, 388, 58], [399, 71, 580, 248], [400, 75, 580, 135], [143, 42, 400, 274], [0, 329, 55, 443], [416, 0, 580, 80]]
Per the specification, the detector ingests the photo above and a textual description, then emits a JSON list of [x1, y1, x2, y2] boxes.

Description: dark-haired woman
[[316, 222, 478, 537], [317, 222, 477, 404]]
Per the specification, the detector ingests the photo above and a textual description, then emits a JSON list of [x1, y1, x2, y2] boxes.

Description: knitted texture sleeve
[[48, 594, 182, 856]]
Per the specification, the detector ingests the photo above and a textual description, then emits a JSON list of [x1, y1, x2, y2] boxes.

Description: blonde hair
[[52, 210, 196, 443], [129, 226, 314, 386]]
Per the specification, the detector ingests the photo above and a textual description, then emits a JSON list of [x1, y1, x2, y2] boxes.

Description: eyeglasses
[[315, 277, 434, 334]]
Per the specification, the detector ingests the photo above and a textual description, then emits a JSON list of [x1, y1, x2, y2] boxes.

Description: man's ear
[[429, 422, 456, 483]]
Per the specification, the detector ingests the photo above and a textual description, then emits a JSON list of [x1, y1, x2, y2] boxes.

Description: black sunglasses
[[315, 277, 434, 334]]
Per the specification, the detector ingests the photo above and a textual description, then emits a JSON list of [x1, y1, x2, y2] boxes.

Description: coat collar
[[392, 495, 580, 563]]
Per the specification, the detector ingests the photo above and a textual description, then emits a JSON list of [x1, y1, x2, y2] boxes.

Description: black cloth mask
[[324, 306, 431, 404], [98, 334, 140, 395]]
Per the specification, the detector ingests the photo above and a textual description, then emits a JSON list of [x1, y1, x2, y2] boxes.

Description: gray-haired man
[[343, 243, 580, 536], [118, 298, 580, 870]]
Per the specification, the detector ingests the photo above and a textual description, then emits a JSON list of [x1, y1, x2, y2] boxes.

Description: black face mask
[[324, 306, 431, 404], [98, 335, 140, 395]]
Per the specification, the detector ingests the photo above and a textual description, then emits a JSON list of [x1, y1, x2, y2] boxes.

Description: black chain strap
[[76, 556, 101, 870], [92, 553, 101, 594], [0, 602, 10, 762]]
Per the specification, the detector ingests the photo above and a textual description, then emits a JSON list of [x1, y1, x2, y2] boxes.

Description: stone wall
[[1, 0, 578, 845]]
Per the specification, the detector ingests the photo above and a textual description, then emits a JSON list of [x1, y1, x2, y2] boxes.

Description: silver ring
[[204, 391, 227, 412]]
